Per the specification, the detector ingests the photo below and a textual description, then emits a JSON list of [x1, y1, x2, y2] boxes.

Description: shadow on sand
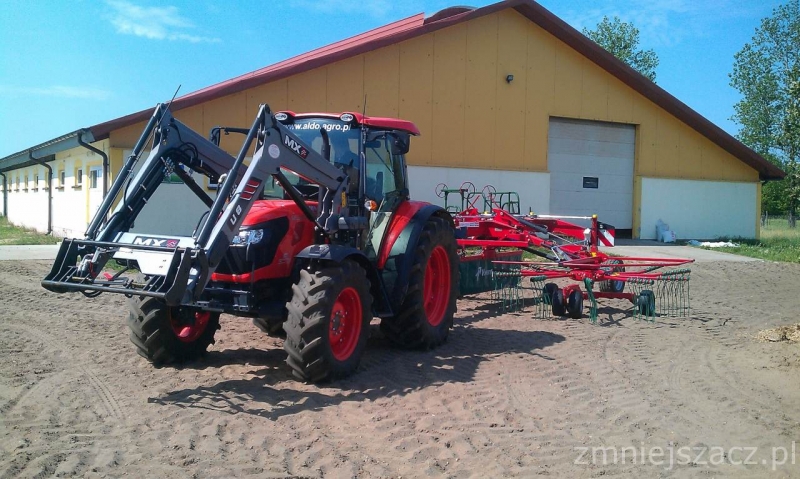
[[151, 302, 565, 420]]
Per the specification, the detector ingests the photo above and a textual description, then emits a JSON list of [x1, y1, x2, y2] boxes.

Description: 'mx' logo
[[132, 236, 180, 248], [283, 136, 309, 159]]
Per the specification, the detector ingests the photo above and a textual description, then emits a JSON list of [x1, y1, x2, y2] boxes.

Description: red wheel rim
[[328, 287, 362, 361], [424, 245, 451, 326], [170, 310, 211, 343]]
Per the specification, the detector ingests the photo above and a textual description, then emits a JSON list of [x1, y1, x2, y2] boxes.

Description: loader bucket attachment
[[41, 238, 203, 306]]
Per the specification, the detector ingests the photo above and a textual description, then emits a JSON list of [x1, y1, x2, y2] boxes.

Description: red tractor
[[43, 104, 459, 382]]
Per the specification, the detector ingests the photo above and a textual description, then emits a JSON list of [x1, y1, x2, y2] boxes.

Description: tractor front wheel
[[127, 296, 220, 365], [283, 260, 372, 382], [381, 216, 459, 349]]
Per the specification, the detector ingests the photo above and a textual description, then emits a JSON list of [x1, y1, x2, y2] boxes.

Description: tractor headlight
[[232, 229, 264, 245]]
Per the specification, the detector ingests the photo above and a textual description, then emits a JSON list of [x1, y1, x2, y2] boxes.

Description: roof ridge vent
[[424, 6, 474, 24]]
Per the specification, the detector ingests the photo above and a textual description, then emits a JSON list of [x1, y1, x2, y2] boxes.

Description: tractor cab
[[270, 111, 418, 214]]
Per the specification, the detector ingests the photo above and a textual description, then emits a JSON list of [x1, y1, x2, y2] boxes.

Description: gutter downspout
[[78, 132, 109, 196], [0, 171, 6, 218], [29, 151, 53, 235]]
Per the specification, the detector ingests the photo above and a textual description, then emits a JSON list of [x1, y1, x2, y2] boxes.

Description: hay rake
[[437, 182, 695, 322]]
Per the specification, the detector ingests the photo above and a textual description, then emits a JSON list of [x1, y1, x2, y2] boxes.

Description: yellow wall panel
[[494, 10, 528, 170], [632, 102, 657, 175], [655, 110, 681, 177], [606, 78, 634, 123], [288, 68, 327, 113], [398, 34, 434, 166], [202, 92, 248, 153], [431, 23, 467, 167], [364, 45, 400, 118], [326, 55, 365, 113], [553, 46, 582, 118], [677, 126, 704, 179], [174, 104, 204, 134], [246, 80, 288, 119], [110, 120, 147, 148], [580, 59, 608, 120], [463, 12, 498, 169], [524, 23, 556, 171]]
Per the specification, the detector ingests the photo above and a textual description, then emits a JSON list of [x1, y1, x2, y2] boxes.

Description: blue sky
[[0, 0, 784, 157]]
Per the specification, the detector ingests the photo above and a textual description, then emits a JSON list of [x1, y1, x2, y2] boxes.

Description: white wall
[[1, 143, 109, 238], [5, 165, 51, 234], [640, 177, 757, 240], [408, 165, 550, 214]]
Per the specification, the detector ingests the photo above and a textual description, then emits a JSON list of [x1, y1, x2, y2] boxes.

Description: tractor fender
[[378, 202, 454, 310], [295, 244, 391, 315]]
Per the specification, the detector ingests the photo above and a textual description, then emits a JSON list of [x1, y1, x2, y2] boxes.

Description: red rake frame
[[441, 183, 694, 322]]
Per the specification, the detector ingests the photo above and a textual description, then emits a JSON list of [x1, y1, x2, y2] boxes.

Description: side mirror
[[391, 131, 410, 155]]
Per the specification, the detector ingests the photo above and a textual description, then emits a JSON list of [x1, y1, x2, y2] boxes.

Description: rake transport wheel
[[599, 259, 625, 293], [381, 216, 459, 349], [542, 282, 559, 303], [566, 289, 584, 319], [127, 296, 220, 365], [636, 289, 656, 316], [543, 283, 567, 316], [283, 260, 372, 382]]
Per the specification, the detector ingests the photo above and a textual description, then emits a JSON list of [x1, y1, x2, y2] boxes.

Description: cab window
[[364, 133, 406, 202]]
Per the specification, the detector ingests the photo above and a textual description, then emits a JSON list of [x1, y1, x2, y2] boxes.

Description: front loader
[[42, 103, 459, 382]]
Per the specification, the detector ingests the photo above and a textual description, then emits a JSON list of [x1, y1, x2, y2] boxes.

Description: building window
[[33, 174, 39, 191], [74, 168, 83, 189], [23, 175, 29, 191], [89, 168, 100, 189], [57, 170, 65, 190]]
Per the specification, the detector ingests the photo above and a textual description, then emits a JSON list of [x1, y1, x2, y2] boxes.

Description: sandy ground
[[1, 259, 799, 478]]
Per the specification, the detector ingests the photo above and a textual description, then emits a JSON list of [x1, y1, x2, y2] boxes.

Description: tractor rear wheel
[[283, 260, 372, 382], [253, 314, 286, 338], [127, 296, 220, 365], [381, 216, 459, 349]]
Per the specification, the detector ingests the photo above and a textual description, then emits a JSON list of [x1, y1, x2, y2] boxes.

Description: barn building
[[0, 0, 785, 240]]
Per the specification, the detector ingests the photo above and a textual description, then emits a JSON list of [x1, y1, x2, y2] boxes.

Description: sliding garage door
[[548, 118, 635, 229]]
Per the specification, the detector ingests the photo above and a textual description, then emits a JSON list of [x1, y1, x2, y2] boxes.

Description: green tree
[[582, 16, 659, 82], [730, 0, 800, 225]]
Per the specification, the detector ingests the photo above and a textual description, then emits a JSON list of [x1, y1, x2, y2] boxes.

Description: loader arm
[[43, 103, 352, 306]]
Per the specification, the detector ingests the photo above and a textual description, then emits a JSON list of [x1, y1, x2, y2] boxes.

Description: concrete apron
[[601, 240, 760, 263], [0, 245, 61, 261]]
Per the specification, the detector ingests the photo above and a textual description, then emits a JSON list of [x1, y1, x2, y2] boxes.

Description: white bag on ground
[[656, 219, 669, 240], [659, 229, 677, 243]]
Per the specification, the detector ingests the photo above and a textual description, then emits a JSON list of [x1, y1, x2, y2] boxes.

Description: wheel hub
[[328, 287, 362, 361]]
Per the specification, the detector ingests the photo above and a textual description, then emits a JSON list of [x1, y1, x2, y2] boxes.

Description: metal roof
[[0, 129, 95, 172]]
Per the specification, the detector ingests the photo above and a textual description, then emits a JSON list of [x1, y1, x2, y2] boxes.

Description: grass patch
[[0, 217, 61, 245], [702, 220, 800, 263]]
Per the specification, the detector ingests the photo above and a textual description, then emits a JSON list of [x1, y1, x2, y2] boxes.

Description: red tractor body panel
[[211, 200, 315, 283], [377, 200, 429, 269]]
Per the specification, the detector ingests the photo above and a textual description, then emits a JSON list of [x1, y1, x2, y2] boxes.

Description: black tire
[[551, 288, 566, 316], [542, 282, 559, 304], [566, 289, 584, 319], [127, 296, 220, 365], [253, 315, 286, 338], [283, 260, 372, 382], [380, 216, 459, 349], [599, 259, 625, 293], [637, 290, 656, 316]]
